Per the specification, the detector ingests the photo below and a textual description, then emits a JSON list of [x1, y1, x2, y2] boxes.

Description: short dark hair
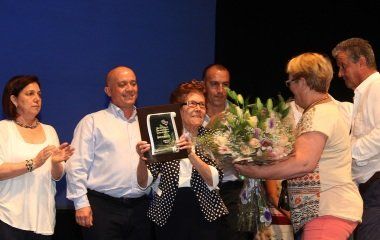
[[2, 75, 40, 120], [201, 64, 229, 81], [169, 79, 204, 104]]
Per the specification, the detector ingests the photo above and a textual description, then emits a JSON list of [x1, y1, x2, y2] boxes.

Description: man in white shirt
[[332, 38, 380, 240], [202, 64, 253, 240], [66, 66, 152, 240]]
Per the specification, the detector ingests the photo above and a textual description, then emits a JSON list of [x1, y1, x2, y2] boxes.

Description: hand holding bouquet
[[199, 88, 295, 166], [197, 88, 296, 235]]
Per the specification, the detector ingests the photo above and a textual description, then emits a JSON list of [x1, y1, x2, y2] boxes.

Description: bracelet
[[25, 159, 34, 172]]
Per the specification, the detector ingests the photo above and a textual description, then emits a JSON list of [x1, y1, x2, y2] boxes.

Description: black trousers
[[82, 190, 153, 240], [155, 187, 220, 240], [217, 180, 254, 240], [0, 219, 51, 240], [355, 178, 380, 240]]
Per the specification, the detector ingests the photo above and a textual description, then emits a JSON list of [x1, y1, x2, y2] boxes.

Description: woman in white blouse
[[136, 80, 228, 240], [0, 75, 74, 239]]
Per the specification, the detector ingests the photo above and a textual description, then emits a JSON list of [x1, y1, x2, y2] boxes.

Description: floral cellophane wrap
[[197, 89, 295, 236]]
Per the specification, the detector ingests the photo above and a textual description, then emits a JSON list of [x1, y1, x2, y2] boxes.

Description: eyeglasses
[[181, 101, 206, 109], [285, 78, 298, 87]]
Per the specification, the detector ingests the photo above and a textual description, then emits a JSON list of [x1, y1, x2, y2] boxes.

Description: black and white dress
[[147, 127, 229, 227]]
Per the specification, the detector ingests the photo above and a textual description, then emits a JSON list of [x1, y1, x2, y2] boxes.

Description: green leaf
[[244, 97, 250, 106], [227, 88, 238, 103], [281, 106, 290, 119], [277, 94, 285, 103], [229, 104, 238, 115]]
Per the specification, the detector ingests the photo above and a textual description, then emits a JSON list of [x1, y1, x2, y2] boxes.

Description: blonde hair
[[286, 52, 333, 93]]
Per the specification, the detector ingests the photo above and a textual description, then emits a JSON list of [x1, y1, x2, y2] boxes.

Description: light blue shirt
[[66, 103, 146, 210]]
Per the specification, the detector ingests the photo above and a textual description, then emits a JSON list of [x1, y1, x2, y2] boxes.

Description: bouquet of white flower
[[200, 88, 295, 166], [197, 88, 295, 235]]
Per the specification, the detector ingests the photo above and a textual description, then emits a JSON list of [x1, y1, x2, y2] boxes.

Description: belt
[[87, 189, 147, 207], [359, 172, 380, 195]]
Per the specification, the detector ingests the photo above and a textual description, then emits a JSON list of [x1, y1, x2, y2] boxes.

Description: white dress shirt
[[66, 103, 147, 210], [351, 72, 380, 183]]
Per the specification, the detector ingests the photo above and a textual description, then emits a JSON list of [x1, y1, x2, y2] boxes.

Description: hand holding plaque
[[147, 112, 180, 155], [137, 104, 188, 162]]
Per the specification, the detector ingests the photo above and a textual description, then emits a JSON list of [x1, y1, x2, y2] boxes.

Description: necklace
[[14, 119, 39, 129], [303, 95, 330, 113]]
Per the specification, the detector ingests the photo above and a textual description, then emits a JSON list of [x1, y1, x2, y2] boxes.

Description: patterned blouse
[[287, 107, 320, 232], [287, 102, 362, 233], [147, 127, 229, 227]]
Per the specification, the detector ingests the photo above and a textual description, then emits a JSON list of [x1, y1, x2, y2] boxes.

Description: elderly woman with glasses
[[235, 53, 363, 239], [136, 80, 228, 240]]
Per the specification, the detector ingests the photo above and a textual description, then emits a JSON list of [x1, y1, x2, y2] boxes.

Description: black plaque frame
[[137, 103, 187, 162]]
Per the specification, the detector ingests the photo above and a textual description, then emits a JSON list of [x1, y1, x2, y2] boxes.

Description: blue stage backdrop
[[0, 1, 216, 208]]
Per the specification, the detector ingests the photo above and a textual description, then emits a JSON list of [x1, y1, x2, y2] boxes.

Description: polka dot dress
[[147, 127, 229, 227]]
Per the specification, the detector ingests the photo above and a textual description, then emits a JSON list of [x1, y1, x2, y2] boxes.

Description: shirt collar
[[204, 100, 229, 123], [108, 102, 137, 121], [354, 72, 380, 96]]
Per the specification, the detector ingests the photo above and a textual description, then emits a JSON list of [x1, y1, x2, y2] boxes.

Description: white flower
[[244, 110, 251, 119], [240, 145, 252, 156], [247, 116, 258, 128], [264, 117, 276, 134], [214, 135, 228, 146], [269, 146, 285, 159], [218, 146, 232, 155], [277, 135, 289, 147], [226, 113, 235, 124], [256, 149, 263, 157], [266, 98, 273, 111], [260, 207, 272, 226], [248, 138, 261, 148], [235, 105, 243, 118], [237, 94, 244, 105]]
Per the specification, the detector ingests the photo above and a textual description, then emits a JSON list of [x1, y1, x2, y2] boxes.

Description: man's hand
[[75, 206, 93, 228]]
